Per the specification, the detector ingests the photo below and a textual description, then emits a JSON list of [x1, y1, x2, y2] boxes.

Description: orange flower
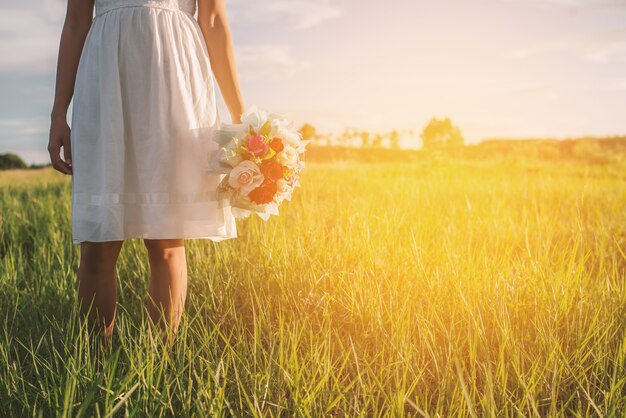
[[248, 180, 278, 204], [269, 137, 284, 152], [260, 159, 285, 182]]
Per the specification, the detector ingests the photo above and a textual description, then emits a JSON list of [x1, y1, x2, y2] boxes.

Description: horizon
[[2, 0, 626, 164], [6, 131, 626, 167]]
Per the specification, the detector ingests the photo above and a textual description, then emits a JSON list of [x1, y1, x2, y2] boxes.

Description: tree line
[[299, 117, 465, 150], [3, 116, 626, 170]]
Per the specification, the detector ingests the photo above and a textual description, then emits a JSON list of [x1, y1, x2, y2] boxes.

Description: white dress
[[70, 0, 237, 244]]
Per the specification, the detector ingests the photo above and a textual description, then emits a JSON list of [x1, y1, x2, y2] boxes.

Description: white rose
[[241, 105, 268, 131], [266, 113, 285, 126], [275, 125, 301, 147], [228, 160, 264, 194], [276, 145, 299, 168], [269, 116, 289, 134], [276, 178, 290, 193], [276, 178, 293, 201], [295, 140, 309, 154]]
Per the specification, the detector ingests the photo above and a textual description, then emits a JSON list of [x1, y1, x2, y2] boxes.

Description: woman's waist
[[95, 0, 196, 17]]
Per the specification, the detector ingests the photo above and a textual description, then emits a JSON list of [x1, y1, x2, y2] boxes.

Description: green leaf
[[259, 120, 272, 136]]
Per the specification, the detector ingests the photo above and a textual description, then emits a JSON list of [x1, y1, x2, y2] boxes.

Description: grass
[[0, 157, 625, 416]]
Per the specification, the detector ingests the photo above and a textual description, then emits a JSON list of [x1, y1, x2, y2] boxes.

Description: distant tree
[[29, 162, 52, 169], [316, 133, 332, 146], [340, 128, 359, 147], [372, 133, 383, 148], [299, 123, 317, 141], [389, 129, 400, 149], [420, 117, 464, 149], [0, 153, 27, 170], [360, 131, 371, 147], [338, 128, 350, 146]]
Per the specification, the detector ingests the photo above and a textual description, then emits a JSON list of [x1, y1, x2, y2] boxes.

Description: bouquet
[[208, 106, 309, 220]]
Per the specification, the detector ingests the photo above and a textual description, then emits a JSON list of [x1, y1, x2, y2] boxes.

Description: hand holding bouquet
[[209, 106, 309, 220]]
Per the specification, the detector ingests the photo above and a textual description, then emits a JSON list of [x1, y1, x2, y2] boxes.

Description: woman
[[47, 0, 244, 348]]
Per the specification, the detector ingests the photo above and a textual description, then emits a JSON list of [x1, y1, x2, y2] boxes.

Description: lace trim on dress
[[95, 0, 196, 17]]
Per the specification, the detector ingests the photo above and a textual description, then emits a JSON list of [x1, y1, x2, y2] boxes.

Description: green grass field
[[1, 158, 625, 416]]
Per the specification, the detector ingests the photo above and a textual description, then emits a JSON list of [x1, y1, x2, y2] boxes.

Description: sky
[[1, 0, 626, 164]]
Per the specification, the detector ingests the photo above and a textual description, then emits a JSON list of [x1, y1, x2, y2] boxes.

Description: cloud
[[0, 116, 51, 165], [0, 117, 49, 139], [544, 0, 623, 6], [584, 40, 626, 62], [237, 45, 310, 81], [504, 83, 560, 99], [499, 0, 626, 9], [229, 0, 343, 30], [505, 29, 626, 62], [0, 0, 64, 73], [505, 41, 569, 58]]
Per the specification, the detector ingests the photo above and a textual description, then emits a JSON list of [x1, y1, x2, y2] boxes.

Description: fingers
[[48, 135, 72, 175], [62, 133, 73, 175], [49, 149, 72, 175]]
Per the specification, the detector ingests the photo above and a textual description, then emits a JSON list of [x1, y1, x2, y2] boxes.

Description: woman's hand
[[48, 115, 73, 175]]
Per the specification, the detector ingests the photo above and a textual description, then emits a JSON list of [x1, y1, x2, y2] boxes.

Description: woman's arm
[[48, 0, 94, 175], [197, 0, 245, 124]]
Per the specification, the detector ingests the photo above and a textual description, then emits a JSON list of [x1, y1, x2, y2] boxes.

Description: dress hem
[[72, 231, 238, 245]]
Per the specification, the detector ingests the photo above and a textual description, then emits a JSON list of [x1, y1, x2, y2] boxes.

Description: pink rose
[[246, 134, 269, 157], [228, 160, 264, 194]]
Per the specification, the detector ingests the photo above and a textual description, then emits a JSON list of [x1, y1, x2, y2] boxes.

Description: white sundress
[[70, 0, 237, 244]]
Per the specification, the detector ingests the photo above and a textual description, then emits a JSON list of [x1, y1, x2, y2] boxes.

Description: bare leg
[[143, 238, 188, 346], [76, 240, 124, 350]]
